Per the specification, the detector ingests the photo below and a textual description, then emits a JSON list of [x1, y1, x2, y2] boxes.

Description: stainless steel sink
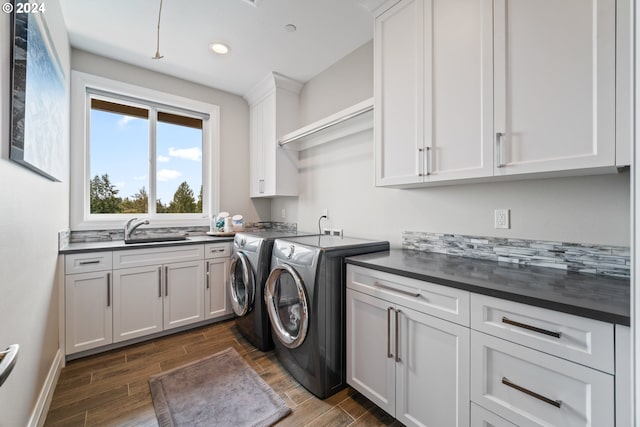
[[124, 235, 188, 244]]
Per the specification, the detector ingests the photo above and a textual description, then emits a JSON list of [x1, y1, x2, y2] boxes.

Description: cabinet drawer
[[471, 294, 614, 373], [113, 245, 204, 269], [471, 331, 614, 427], [471, 403, 516, 427], [204, 242, 231, 259], [65, 252, 112, 274], [347, 265, 469, 326]]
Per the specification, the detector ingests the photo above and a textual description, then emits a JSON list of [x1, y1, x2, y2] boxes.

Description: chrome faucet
[[124, 218, 149, 240]]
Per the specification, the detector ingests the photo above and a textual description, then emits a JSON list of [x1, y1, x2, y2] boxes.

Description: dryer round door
[[264, 263, 309, 349], [229, 252, 255, 316]]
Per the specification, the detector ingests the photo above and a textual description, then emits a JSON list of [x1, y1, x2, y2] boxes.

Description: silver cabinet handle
[[496, 132, 505, 168], [106, 273, 111, 307], [417, 148, 424, 177], [425, 147, 431, 176], [206, 261, 210, 289], [79, 260, 100, 265], [211, 248, 225, 253], [374, 282, 420, 298], [165, 266, 169, 297], [502, 377, 561, 408], [395, 309, 401, 363], [387, 306, 393, 359], [502, 317, 561, 339], [158, 267, 162, 298], [259, 179, 265, 194]]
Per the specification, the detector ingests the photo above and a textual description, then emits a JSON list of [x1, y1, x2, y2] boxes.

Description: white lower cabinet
[[471, 331, 614, 427], [112, 265, 164, 343], [113, 248, 205, 342], [204, 242, 233, 320], [65, 242, 232, 356], [65, 270, 113, 354], [163, 260, 205, 329], [113, 260, 206, 341], [64, 252, 114, 354], [346, 264, 627, 427], [346, 286, 470, 427]]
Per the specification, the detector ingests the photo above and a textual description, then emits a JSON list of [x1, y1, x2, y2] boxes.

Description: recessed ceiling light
[[209, 42, 230, 55], [284, 24, 297, 33]]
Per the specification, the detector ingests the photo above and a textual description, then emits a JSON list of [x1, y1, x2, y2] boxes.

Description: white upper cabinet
[[425, 0, 494, 182], [375, 0, 627, 187], [245, 72, 302, 198], [494, 0, 616, 176], [375, 0, 423, 186], [375, 0, 493, 186]]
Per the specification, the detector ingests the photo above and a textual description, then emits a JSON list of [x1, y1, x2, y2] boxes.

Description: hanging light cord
[[153, 0, 164, 59]]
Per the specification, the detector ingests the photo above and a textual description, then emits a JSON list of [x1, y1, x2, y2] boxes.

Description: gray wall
[[71, 49, 271, 223], [0, 2, 70, 425], [272, 42, 631, 247]]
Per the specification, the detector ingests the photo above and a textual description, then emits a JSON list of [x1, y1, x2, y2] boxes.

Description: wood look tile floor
[[44, 319, 403, 427]]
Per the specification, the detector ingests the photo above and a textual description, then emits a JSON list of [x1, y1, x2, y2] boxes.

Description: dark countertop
[[59, 235, 235, 254], [346, 249, 630, 326]]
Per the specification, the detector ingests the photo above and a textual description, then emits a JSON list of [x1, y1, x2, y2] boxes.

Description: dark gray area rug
[[149, 347, 291, 427]]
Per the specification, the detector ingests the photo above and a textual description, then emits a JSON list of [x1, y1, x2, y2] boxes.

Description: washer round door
[[264, 263, 309, 349], [229, 252, 255, 316]]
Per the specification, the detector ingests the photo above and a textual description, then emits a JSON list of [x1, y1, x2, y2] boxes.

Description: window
[[71, 72, 220, 229]]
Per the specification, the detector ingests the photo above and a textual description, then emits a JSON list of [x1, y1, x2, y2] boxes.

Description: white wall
[[298, 40, 373, 127], [272, 42, 631, 248], [71, 49, 270, 223], [0, 2, 70, 425]]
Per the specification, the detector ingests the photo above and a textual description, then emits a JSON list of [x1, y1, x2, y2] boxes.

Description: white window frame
[[70, 71, 220, 230]]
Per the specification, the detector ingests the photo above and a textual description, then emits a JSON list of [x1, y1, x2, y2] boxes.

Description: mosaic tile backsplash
[[65, 221, 297, 245], [402, 231, 630, 278]]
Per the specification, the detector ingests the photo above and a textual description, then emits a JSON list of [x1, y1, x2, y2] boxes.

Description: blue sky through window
[[90, 109, 203, 206]]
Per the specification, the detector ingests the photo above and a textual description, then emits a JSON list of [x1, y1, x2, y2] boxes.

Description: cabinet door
[[375, 0, 424, 186], [164, 260, 205, 330], [205, 258, 233, 319], [260, 92, 277, 196], [113, 265, 163, 342], [396, 306, 470, 427], [65, 271, 113, 354], [425, 0, 493, 182], [346, 289, 396, 416], [250, 100, 265, 197], [493, 0, 615, 175]]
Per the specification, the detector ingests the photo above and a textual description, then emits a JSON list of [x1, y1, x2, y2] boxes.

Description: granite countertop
[[346, 249, 630, 325], [59, 235, 235, 254]]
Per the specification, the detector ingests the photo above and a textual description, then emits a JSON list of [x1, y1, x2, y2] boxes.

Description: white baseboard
[[28, 348, 63, 427]]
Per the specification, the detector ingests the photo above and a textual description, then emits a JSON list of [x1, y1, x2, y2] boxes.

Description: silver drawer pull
[[501, 317, 561, 339], [387, 307, 393, 359], [374, 282, 420, 298], [211, 248, 225, 253], [206, 261, 210, 290], [502, 377, 562, 408], [79, 260, 100, 265], [394, 309, 401, 363], [106, 273, 111, 307]]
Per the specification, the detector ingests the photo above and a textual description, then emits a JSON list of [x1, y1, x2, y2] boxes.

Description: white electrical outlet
[[494, 209, 510, 229], [331, 229, 343, 237], [322, 208, 328, 217], [281, 208, 286, 219]]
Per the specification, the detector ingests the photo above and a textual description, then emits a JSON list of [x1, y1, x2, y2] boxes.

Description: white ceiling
[[59, 0, 384, 96]]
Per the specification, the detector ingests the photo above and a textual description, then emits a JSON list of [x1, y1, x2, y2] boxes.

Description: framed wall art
[[10, 4, 65, 181]]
